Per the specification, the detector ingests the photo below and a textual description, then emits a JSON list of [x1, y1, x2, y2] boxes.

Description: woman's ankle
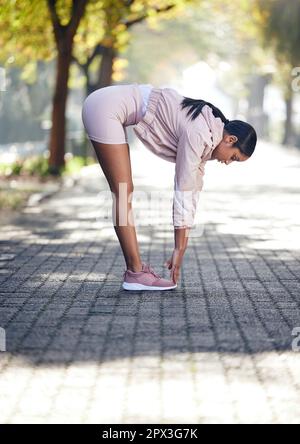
[[126, 261, 143, 272]]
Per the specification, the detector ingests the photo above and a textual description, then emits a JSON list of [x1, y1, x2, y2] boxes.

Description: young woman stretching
[[81, 83, 257, 291]]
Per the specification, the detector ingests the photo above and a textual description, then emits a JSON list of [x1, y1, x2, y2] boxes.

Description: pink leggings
[[81, 83, 144, 144]]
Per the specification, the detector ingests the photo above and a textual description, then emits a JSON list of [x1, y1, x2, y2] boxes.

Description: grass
[[63, 155, 96, 176], [0, 183, 43, 210], [0, 154, 97, 211], [0, 154, 97, 179]]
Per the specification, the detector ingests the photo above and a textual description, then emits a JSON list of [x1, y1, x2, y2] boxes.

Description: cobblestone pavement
[[0, 141, 300, 424]]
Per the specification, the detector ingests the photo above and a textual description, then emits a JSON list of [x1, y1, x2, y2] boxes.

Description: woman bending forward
[[81, 83, 257, 291]]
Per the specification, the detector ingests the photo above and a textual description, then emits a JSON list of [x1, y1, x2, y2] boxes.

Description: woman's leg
[[91, 140, 143, 273]]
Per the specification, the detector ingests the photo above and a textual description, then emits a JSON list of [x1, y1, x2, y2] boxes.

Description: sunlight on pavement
[[0, 351, 300, 423], [1, 139, 299, 425]]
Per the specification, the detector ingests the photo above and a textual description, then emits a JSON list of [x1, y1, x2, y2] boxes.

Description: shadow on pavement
[[1, 218, 300, 366]]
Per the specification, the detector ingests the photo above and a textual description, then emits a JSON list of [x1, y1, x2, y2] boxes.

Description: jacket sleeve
[[172, 129, 207, 228]]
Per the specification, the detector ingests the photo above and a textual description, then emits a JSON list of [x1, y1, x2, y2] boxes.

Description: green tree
[[46, 0, 88, 172], [256, 0, 300, 145], [0, 0, 89, 173], [72, 1, 191, 95], [124, 0, 272, 137], [0, 0, 193, 172]]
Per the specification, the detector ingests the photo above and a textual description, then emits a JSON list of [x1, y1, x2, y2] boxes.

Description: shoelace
[[143, 263, 162, 279], [123, 263, 161, 279], [123, 263, 162, 279]]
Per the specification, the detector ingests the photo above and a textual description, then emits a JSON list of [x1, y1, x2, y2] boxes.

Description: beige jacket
[[133, 86, 225, 228]]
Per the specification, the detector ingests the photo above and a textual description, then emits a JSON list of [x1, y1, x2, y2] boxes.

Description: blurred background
[[0, 0, 299, 210]]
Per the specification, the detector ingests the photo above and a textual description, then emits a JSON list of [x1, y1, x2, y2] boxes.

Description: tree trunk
[[247, 74, 271, 138], [96, 46, 116, 89], [47, 0, 88, 174], [82, 65, 97, 161], [85, 66, 95, 97], [48, 44, 72, 172], [283, 93, 294, 146]]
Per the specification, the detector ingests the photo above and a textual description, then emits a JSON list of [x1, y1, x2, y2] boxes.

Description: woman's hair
[[180, 97, 257, 157]]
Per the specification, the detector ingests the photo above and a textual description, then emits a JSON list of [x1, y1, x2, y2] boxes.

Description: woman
[[81, 83, 257, 291]]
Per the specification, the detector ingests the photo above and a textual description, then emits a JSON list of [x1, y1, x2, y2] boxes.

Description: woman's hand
[[164, 248, 186, 284]]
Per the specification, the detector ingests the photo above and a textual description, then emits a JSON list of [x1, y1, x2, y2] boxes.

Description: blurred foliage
[[253, 0, 300, 143], [0, 0, 298, 90], [1, 0, 300, 149], [63, 154, 96, 175], [0, 0, 195, 169], [0, 60, 55, 144], [0, 0, 192, 81], [0, 187, 35, 210], [0, 156, 51, 177], [124, 0, 270, 100], [0, 0, 54, 66], [255, 0, 300, 66], [23, 156, 50, 177], [0, 155, 96, 178], [254, 0, 300, 99], [70, 0, 195, 89], [0, 179, 44, 211]]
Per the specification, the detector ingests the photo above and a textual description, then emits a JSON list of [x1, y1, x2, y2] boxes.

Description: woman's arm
[[172, 130, 205, 228], [164, 227, 191, 283], [168, 129, 206, 283]]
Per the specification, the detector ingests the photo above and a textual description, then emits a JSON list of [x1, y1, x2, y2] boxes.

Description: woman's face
[[211, 132, 249, 165]]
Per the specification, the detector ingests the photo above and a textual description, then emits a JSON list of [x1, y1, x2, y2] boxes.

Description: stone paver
[[0, 140, 300, 424]]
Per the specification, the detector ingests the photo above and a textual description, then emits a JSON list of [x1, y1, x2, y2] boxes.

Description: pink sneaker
[[122, 262, 177, 291]]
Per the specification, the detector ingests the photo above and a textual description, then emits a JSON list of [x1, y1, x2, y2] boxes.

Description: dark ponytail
[[180, 97, 257, 157], [181, 97, 229, 125]]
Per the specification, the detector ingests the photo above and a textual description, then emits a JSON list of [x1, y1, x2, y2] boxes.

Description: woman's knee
[[112, 182, 134, 198]]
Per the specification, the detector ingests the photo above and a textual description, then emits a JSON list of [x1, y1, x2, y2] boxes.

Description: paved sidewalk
[[0, 141, 300, 424]]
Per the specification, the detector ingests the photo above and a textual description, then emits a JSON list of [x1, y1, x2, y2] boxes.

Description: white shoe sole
[[122, 282, 177, 291]]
